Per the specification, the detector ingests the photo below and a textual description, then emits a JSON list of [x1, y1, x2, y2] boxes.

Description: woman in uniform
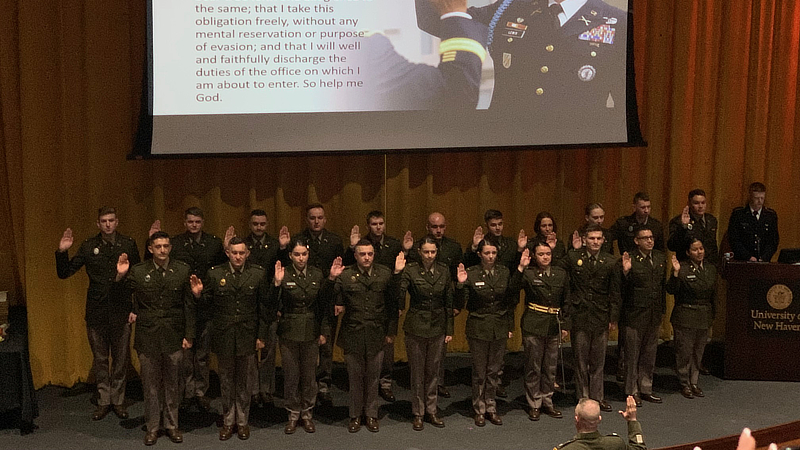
[[532, 212, 567, 263]]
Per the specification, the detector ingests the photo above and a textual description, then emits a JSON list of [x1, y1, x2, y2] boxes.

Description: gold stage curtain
[[1, 0, 800, 388]]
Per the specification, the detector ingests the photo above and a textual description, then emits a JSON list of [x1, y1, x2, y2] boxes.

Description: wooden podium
[[725, 262, 800, 381]]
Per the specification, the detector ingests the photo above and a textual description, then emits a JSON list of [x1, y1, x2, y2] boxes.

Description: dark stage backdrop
[[1, 0, 800, 388]]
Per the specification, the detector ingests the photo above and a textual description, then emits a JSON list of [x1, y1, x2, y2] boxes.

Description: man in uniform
[[557, 224, 620, 412], [56, 206, 140, 421], [344, 211, 413, 403], [332, 240, 401, 433], [620, 226, 666, 406], [668, 189, 720, 267], [610, 192, 665, 255], [202, 237, 269, 440], [409, 212, 463, 398], [244, 209, 291, 407], [555, 396, 647, 450], [165, 207, 228, 411], [292, 203, 344, 404], [416, 0, 627, 142], [114, 231, 197, 445], [727, 182, 779, 262]]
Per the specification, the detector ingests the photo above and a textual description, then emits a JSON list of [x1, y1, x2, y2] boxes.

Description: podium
[[725, 262, 800, 381]]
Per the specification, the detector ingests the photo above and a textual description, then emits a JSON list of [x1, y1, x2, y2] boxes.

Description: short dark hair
[[633, 192, 650, 203], [305, 203, 324, 213], [533, 211, 557, 235], [289, 239, 309, 252], [97, 206, 117, 218], [688, 189, 706, 201], [228, 236, 246, 247], [749, 182, 766, 193], [354, 239, 374, 251], [634, 224, 654, 238], [585, 203, 604, 216], [583, 223, 604, 236], [531, 240, 552, 254], [185, 207, 204, 219], [484, 209, 503, 222], [150, 231, 170, 242], [366, 210, 384, 222], [250, 209, 267, 218]]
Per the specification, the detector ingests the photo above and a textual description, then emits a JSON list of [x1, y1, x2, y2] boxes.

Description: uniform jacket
[[609, 214, 666, 255], [246, 232, 289, 280], [463, 235, 520, 272], [269, 265, 332, 342], [667, 213, 719, 266], [556, 248, 621, 331], [118, 259, 196, 355], [456, 264, 522, 341], [666, 261, 716, 330], [525, 236, 567, 264], [334, 263, 400, 357], [519, 265, 570, 336], [160, 232, 227, 283], [557, 420, 646, 450], [410, 235, 463, 280], [398, 261, 455, 338], [292, 228, 344, 278], [203, 262, 269, 357], [727, 206, 779, 261], [620, 249, 667, 330], [573, 226, 615, 255], [343, 234, 404, 271], [56, 232, 141, 328]]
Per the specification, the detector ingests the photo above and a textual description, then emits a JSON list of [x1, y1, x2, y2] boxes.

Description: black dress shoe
[[285, 420, 298, 434], [486, 412, 503, 426], [112, 404, 128, 419], [379, 388, 396, 402], [496, 384, 508, 398], [237, 424, 250, 440], [680, 386, 694, 399], [167, 429, 183, 443], [144, 431, 158, 446], [427, 413, 445, 428], [632, 394, 642, 407], [302, 419, 315, 433], [474, 414, 485, 427], [366, 417, 379, 432], [219, 425, 234, 441], [599, 400, 613, 412], [541, 406, 563, 418], [528, 408, 540, 421], [412, 415, 424, 431], [92, 405, 110, 421], [691, 385, 705, 397], [640, 393, 662, 404], [437, 385, 451, 398], [348, 417, 361, 433]]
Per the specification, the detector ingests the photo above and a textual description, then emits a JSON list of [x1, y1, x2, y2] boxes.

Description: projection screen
[[136, 0, 642, 156]]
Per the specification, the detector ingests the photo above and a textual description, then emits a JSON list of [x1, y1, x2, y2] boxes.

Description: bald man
[[409, 212, 463, 398], [556, 396, 647, 450]]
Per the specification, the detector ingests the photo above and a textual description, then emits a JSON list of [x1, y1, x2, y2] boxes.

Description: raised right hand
[[517, 229, 528, 251], [681, 205, 691, 225], [619, 395, 638, 422], [671, 254, 680, 273], [223, 226, 236, 248], [148, 220, 161, 237], [518, 248, 531, 270], [329, 256, 344, 280], [622, 252, 632, 274], [116, 253, 130, 279], [349, 225, 361, 247], [190, 274, 203, 298], [59, 228, 74, 252], [472, 226, 484, 250], [572, 230, 582, 249], [274, 260, 285, 286], [456, 263, 467, 283]]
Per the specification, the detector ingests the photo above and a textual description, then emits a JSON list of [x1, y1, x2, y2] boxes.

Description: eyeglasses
[[637, 236, 655, 241]]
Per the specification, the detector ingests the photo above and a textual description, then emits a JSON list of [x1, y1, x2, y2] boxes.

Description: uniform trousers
[[437, 341, 447, 388], [572, 328, 609, 401], [467, 337, 506, 415], [344, 350, 383, 419], [522, 335, 559, 409], [673, 326, 709, 387], [182, 321, 210, 399], [87, 322, 131, 406], [405, 333, 445, 416], [138, 349, 183, 432], [624, 324, 659, 396], [379, 339, 394, 391], [254, 320, 279, 398], [280, 339, 318, 421], [217, 353, 256, 427], [317, 332, 333, 395]]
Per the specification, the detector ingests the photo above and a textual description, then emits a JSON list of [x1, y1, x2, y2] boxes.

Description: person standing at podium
[[727, 182, 778, 262]]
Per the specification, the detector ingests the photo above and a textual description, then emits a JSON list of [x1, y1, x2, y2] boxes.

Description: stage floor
[[3, 343, 799, 449]]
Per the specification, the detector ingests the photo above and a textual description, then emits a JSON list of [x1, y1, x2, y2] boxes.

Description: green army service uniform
[[557, 420, 647, 450], [398, 261, 454, 417], [666, 261, 716, 389], [667, 213, 720, 267]]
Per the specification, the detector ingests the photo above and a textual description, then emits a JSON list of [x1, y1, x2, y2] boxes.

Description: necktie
[[590, 256, 597, 267], [753, 210, 759, 220], [158, 267, 166, 278], [549, 3, 564, 29]]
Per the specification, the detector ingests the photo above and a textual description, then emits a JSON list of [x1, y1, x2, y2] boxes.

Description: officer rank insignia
[[579, 24, 616, 44]]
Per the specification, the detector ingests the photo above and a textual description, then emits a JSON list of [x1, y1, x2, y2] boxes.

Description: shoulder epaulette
[[556, 438, 577, 449]]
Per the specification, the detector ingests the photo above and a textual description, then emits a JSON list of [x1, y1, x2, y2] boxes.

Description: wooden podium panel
[[725, 262, 800, 381]]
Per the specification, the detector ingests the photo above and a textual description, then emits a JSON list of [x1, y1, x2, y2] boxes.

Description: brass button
[[508, 38, 513, 42], [546, 45, 554, 52], [536, 88, 544, 95], [540, 66, 549, 73], [591, 51, 597, 57]]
